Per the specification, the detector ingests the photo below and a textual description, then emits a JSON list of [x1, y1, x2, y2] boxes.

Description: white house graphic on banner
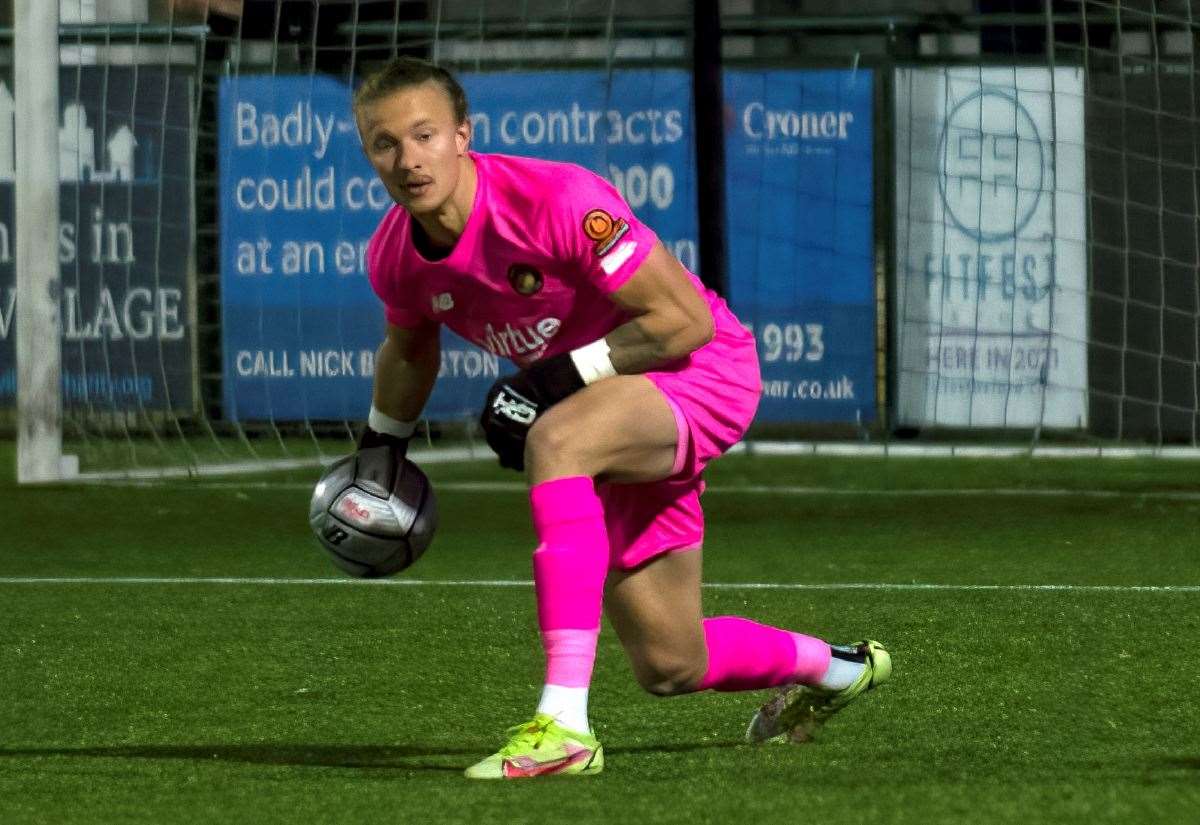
[[0, 80, 140, 183]]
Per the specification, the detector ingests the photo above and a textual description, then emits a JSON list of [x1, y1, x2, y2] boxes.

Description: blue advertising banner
[[221, 73, 419, 422], [463, 70, 696, 270], [724, 69, 875, 423], [0, 67, 194, 412], [219, 70, 695, 422]]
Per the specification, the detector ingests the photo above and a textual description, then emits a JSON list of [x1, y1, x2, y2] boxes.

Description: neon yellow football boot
[[464, 713, 603, 779], [746, 639, 892, 744]]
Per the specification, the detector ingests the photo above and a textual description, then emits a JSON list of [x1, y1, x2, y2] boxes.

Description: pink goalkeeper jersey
[[367, 151, 738, 369]]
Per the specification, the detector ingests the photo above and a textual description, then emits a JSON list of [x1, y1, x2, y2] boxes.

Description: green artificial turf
[[1, 453, 1198, 824]]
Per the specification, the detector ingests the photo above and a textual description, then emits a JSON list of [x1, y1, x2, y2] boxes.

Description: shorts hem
[[611, 540, 703, 572], [652, 382, 692, 478]]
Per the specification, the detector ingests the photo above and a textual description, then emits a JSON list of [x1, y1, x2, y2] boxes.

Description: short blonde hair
[[354, 56, 468, 124]]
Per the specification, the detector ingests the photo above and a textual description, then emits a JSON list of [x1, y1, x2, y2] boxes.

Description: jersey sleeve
[[366, 208, 429, 328], [547, 166, 657, 294]]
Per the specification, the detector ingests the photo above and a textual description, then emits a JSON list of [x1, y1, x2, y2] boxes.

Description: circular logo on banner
[[936, 88, 1045, 243], [507, 263, 543, 296]]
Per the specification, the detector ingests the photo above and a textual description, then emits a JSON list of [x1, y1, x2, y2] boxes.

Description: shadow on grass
[[0, 744, 475, 772], [1155, 756, 1200, 771], [607, 741, 747, 756], [0, 740, 747, 771]]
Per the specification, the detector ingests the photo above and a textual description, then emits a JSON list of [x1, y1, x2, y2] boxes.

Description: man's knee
[[631, 652, 708, 697], [526, 408, 591, 470], [526, 412, 568, 457]]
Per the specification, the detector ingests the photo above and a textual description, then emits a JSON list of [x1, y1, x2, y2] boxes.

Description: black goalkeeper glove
[[479, 352, 585, 471], [357, 424, 410, 459]]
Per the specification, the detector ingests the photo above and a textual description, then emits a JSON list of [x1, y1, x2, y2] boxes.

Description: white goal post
[[14, 0, 63, 483]]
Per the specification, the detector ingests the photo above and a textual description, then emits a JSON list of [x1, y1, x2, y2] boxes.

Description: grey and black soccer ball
[[308, 448, 438, 577]]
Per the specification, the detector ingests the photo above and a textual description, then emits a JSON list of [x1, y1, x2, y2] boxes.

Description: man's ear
[[456, 118, 472, 155]]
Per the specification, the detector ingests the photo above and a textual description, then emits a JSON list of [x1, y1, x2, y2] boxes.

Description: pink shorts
[[600, 305, 761, 571]]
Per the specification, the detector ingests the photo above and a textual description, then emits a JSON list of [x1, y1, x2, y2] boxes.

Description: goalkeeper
[[354, 57, 890, 779]]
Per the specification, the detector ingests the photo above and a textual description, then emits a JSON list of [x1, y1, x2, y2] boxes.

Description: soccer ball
[[308, 448, 438, 577]]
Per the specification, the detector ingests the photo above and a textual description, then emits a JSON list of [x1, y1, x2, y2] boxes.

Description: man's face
[[356, 81, 471, 214]]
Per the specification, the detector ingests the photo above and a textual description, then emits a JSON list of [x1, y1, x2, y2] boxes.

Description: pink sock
[[695, 616, 832, 692], [530, 476, 609, 688]]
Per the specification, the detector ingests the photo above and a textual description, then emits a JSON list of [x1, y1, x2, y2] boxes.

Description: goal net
[[6, 1, 1199, 482], [895, 3, 1198, 447]]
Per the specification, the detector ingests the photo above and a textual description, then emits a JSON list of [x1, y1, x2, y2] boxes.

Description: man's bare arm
[[604, 241, 715, 374], [372, 320, 441, 422]]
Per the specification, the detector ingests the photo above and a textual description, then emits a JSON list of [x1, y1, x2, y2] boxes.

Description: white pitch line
[[60, 441, 1200, 484], [433, 483, 1200, 501], [0, 577, 1196, 592], [86, 479, 1200, 501]]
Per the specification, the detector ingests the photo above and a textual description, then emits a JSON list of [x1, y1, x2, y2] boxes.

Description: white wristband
[[570, 338, 617, 386], [368, 405, 418, 439]]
